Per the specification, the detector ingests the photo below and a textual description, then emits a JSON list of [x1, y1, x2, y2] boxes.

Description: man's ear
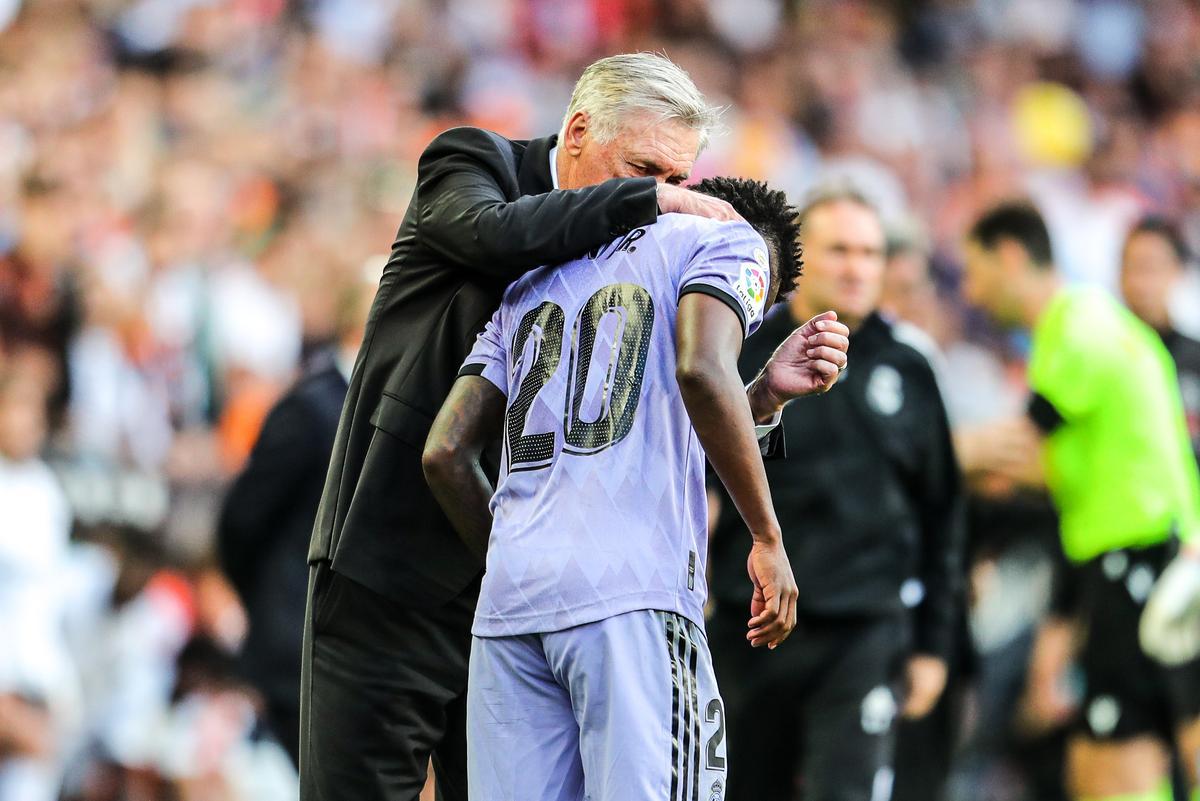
[[562, 111, 589, 157]]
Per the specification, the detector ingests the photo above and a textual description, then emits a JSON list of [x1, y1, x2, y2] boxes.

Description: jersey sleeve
[[1028, 307, 1113, 422], [458, 307, 509, 398], [677, 220, 771, 338]]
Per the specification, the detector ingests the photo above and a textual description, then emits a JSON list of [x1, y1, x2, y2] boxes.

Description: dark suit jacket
[[307, 127, 661, 606], [219, 360, 349, 715]]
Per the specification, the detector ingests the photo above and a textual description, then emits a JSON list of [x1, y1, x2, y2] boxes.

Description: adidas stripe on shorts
[[467, 609, 727, 801]]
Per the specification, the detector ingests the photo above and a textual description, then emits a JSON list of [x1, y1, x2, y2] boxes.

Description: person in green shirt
[[960, 201, 1200, 801]]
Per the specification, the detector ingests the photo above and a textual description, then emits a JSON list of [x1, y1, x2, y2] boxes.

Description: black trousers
[[708, 606, 907, 801], [300, 562, 478, 801]]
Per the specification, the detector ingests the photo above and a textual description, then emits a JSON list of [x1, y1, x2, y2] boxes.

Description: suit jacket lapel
[[518, 134, 557, 196]]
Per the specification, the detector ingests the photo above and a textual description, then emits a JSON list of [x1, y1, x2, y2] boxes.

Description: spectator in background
[[0, 365, 79, 801], [217, 260, 379, 765], [1120, 217, 1200, 464], [707, 187, 966, 801]]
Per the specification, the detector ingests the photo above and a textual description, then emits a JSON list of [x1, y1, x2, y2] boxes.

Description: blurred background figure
[[1, 0, 1200, 798], [961, 202, 1200, 801], [217, 257, 378, 766], [707, 186, 966, 801], [0, 364, 78, 801], [1120, 217, 1200, 465]]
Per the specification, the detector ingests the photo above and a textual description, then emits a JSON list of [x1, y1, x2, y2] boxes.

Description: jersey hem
[[472, 593, 707, 638]]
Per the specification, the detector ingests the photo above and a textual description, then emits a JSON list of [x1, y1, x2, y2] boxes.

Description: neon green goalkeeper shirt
[[1028, 286, 1200, 563]]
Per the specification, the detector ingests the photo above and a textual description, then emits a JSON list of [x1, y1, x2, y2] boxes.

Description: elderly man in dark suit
[[301, 53, 850, 801]]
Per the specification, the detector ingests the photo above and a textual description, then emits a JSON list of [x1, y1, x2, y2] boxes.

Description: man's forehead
[[620, 117, 700, 170], [809, 201, 885, 248]]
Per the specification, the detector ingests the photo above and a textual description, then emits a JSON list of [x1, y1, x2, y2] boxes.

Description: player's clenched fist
[[656, 182, 743, 222], [746, 537, 799, 649], [747, 311, 850, 425]]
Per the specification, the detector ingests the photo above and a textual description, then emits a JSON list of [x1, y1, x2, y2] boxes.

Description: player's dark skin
[[425, 289, 805, 649]]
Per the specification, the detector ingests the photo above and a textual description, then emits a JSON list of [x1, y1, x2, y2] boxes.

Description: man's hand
[[747, 311, 849, 423], [746, 538, 798, 649], [1017, 618, 1077, 734], [657, 183, 743, 222], [1140, 547, 1200, 666], [901, 655, 948, 719], [954, 418, 1042, 484]]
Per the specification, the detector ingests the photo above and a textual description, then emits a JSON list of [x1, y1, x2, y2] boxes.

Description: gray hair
[[560, 53, 722, 150], [795, 182, 880, 228]]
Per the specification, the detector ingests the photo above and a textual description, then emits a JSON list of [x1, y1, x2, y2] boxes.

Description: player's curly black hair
[[692, 176, 803, 301]]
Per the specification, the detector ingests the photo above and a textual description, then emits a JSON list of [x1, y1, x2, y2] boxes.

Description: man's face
[[962, 238, 1026, 326], [791, 200, 885, 328], [1121, 231, 1182, 331], [880, 248, 934, 324], [0, 380, 47, 462], [559, 111, 699, 189]]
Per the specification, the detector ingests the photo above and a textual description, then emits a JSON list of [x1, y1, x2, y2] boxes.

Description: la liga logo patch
[[737, 260, 768, 318]]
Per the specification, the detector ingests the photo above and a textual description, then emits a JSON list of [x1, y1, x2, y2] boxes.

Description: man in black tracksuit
[[707, 187, 966, 801]]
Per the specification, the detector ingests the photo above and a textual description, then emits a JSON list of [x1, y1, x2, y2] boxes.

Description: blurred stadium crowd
[[3, 0, 1200, 799]]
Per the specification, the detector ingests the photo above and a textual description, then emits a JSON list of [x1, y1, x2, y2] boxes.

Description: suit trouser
[[300, 561, 477, 801]]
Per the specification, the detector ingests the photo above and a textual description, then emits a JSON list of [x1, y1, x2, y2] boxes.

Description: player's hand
[[749, 311, 849, 419], [1140, 548, 1200, 666], [656, 183, 743, 222], [746, 538, 798, 649], [901, 655, 948, 719]]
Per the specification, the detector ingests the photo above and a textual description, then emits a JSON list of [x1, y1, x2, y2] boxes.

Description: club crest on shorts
[[861, 685, 897, 735], [1087, 695, 1121, 736], [1126, 563, 1155, 603], [1102, 550, 1129, 580], [866, 364, 904, 416], [709, 778, 724, 801]]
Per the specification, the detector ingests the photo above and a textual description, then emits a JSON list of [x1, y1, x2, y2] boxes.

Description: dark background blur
[[2, 1, 1200, 799]]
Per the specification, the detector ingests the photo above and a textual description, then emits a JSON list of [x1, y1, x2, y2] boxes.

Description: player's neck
[[1019, 271, 1062, 329]]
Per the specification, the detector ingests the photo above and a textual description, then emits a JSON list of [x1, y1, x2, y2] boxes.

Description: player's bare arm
[[422, 376, 506, 560], [676, 291, 798, 649]]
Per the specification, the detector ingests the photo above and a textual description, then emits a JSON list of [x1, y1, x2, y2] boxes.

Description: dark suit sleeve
[[217, 394, 324, 599], [911, 365, 967, 661], [415, 128, 659, 277]]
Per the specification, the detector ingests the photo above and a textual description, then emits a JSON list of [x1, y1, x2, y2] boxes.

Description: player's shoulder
[[655, 213, 765, 251], [1060, 286, 1127, 331]]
